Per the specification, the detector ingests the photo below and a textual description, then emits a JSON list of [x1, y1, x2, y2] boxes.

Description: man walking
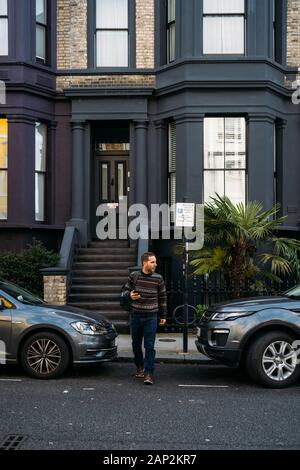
[[124, 252, 167, 385]]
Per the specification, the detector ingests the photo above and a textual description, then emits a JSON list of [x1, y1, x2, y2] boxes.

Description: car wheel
[[246, 331, 300, 388], [21, 332, 70, 379]]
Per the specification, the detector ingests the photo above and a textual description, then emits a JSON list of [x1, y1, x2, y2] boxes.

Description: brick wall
[[43, 275, 67, 305], [136, 0, 155, 69], [57, 0, 87, 70], [56, 75, 155, 91], [57, 0, 155, 91], [287, 0, 300, 68]]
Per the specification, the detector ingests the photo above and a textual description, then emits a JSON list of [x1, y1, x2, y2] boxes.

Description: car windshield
[[0, 280, 45, 305], [283, 285, 300, 299]]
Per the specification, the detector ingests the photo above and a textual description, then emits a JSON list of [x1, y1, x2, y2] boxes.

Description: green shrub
[[0, 240, 59, 297]]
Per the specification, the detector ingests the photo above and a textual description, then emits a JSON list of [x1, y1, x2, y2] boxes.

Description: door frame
[[92, 150, 129, 240]]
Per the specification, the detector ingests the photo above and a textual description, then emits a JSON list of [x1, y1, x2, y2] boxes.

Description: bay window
[[203, 0, 245, 55], [36, 0, 48, 63], [204, 117, 246, 204], [0, 0, 8, 56], [168, 122, 176, 222], [96, 0, 129, 67], [35, 122, 47, 222], [167, 0, 175, 63]]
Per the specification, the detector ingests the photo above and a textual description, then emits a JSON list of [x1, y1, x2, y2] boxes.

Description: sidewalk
[[116, 333, 213, 364]]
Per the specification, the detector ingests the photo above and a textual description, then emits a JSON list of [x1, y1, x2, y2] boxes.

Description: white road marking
[[83, 388, 95, 391], [178, 384, 229, 388], [0, 378, 22, 382]]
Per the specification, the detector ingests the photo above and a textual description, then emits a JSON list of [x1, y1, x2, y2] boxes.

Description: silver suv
[[196, 285, 300, 388]]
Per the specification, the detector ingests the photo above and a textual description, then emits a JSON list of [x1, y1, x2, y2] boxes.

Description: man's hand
[[159, 318, 166, 326], [130, 290, 141, 301]]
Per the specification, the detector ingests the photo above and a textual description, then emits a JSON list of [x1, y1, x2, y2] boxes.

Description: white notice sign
[[175, 203, 195, 227]]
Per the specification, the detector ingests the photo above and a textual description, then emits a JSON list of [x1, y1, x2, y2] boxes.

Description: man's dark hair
[[141, 252, 156, 265]]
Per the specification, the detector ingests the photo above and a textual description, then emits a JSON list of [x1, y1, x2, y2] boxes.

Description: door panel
[[94, 154, 129, 236]]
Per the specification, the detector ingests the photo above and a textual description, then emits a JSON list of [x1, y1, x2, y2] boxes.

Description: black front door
[[94, 153, 129, 237]]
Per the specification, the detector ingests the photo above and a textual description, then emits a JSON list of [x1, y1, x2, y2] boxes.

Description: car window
[[0, 280, 45, 305], [284, 285, 300, 298], [0, 295, 15, 309]]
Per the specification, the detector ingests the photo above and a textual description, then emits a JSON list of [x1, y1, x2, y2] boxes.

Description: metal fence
[[163, 274, 297, 332]]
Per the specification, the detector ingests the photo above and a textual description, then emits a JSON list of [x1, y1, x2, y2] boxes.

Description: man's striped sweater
[[124, 270, 167, 318]]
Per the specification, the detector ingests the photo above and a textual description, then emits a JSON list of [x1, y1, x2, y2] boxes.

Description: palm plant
[[190, 195, 300, 297]]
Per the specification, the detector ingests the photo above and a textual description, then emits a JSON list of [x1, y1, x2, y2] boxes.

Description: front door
[[94, 153, 129, 238]]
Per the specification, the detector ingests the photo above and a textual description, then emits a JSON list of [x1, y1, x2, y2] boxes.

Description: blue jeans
[[130, 314, 158, 375]]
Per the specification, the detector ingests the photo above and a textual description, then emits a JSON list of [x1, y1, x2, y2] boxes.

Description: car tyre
[[21, 332, 70, 379], [246, 331, 300, 388]]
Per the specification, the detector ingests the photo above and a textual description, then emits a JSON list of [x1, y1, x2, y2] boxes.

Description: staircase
[[68, 240, 136, 333]]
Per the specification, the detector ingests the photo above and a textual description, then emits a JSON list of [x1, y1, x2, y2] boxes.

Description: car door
[[0, 294, 13, 362]]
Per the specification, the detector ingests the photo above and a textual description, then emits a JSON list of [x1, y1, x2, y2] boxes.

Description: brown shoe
[[135, 367, 144, 378], [143, 374, 154, 385]]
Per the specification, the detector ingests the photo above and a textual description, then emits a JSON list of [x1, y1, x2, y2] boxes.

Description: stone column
[[67, 121, 87, 245], [154, 120, 168, 204], [248, 114, 276, 210], [134, 121, 148, 206]]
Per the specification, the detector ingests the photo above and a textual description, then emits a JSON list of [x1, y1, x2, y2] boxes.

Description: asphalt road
[[0, 361, 300, 450]]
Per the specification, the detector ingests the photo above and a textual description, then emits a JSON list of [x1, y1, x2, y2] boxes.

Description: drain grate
[[0, 435, 27, 450]]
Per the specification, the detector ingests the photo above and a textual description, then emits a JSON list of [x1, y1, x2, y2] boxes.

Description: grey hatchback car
[[196, 285, 300, 388], [0, 279, 118, 379]]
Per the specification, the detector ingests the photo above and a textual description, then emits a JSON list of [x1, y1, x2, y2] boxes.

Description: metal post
[[183, 196, 189, 353]]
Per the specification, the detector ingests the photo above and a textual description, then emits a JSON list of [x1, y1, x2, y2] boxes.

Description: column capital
[[174, 113, 205, 125], [153, 119, 167, 130], [133, 120, 149, 130], [247, 114, 276, 125], [70, 121, 86, 131], [8, 115, 36, 125]]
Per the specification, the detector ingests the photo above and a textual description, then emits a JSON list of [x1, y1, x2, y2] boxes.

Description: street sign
[[175, 203, 195, 227]]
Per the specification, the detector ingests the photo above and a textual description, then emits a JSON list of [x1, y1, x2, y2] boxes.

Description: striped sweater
[[124, 271, 167, 318]]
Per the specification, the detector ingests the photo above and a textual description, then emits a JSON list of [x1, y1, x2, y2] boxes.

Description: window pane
[[225, 170, 245, 204], [168, 23, 175, 62], [101, 164, 108, 200], [35, 123, 47, 172], [0, 119, 8, 169], [0, 0, 7, 16], [96, 0, 128, 29], [117, 163, 125, 199], [0, 170, 7, 219], [36, 24, 46, 60], [204, 118, 224, 169], [96, 31, 128, 66], [203, 0, 244, 14], [0, 18, 8, 56], [203, 16, 244, 54], [168, 0, 175, 22], [204, 171, 224, 203], [36, 0, 47, 24], [35, 173, 45, 222], [225, 118, 246, 169]]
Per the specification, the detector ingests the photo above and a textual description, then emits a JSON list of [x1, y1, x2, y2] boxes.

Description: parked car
[[196, 286, 300, 388], [0, 279, 118, 379]]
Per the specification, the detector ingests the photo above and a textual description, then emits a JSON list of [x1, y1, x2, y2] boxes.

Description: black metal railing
[[162, 274, 297, 332]]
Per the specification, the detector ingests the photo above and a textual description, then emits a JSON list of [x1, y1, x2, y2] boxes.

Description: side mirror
[[0, 299, 5, 310]]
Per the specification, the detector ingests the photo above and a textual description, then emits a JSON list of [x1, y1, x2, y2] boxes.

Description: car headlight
[[71, 321, 108, 335], [211, 311, 254, 321]]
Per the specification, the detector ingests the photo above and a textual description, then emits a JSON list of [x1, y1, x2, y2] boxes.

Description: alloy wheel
[[27, 338, 62, 375], [262, 340, 297, 382]]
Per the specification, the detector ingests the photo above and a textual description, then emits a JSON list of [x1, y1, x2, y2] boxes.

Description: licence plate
[[196, 327, 201, 337]]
